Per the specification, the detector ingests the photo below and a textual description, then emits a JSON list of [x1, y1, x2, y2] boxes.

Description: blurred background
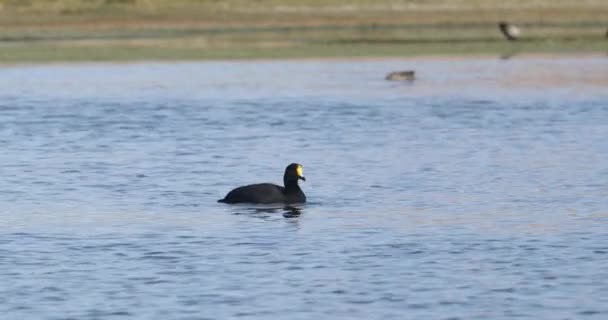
[[0, 0, 606, 62]]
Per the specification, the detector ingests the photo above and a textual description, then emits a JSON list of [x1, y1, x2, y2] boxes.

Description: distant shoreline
[[1, 52, 605, 67], [0, 0, 606, 63], [0, 38, 606, 63]]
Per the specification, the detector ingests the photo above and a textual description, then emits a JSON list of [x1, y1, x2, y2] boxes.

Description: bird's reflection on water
[[281, 206, 302, 218], [232, 205, 303, 219], [500, 48, 520, 60]]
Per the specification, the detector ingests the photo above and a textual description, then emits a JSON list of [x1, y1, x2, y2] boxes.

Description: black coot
[[218, 163, 306, 204]]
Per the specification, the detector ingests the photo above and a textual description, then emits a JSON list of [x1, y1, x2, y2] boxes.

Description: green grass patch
[[1, 38, 605, 63]]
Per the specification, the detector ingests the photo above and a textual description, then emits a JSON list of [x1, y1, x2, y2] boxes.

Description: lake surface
[[1, 55, 607, 319]]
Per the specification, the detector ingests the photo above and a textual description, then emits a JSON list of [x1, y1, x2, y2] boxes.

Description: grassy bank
[[0, 0, 606, 62]]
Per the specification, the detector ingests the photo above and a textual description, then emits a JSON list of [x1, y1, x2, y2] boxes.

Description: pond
[[1, 55, 607, 319]]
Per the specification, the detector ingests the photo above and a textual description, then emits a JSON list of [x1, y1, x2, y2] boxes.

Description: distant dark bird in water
[[499, 22, 520, 41], [385, 70, 415, 81], [218, 163, 306, 204]]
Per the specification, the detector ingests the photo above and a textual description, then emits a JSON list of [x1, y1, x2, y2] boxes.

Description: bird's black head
[[284, 163, 306, 186]]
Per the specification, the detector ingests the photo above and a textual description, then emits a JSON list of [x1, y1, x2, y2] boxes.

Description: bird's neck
[[284, 179, 300, 191]]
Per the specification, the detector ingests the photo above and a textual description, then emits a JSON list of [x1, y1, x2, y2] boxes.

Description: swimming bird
[[499, 21, 520, 41], [386, 70, 415, 81], [218, 163, 306, 204]]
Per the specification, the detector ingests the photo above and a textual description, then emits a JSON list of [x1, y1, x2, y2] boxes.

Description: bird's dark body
[[218, 163, 307, 204], [218, 183, 306, 204]]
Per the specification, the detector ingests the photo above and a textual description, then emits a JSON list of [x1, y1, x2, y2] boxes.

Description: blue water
[[1, 56, 608, 319]]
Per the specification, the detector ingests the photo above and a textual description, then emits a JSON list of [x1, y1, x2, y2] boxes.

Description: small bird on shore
[[218, 163, 306, 204], [499, 21, 521, 41], [385, 70, 415, 81]]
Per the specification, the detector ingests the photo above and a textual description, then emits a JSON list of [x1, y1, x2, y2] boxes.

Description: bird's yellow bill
[[296, 165, 303, 178]]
